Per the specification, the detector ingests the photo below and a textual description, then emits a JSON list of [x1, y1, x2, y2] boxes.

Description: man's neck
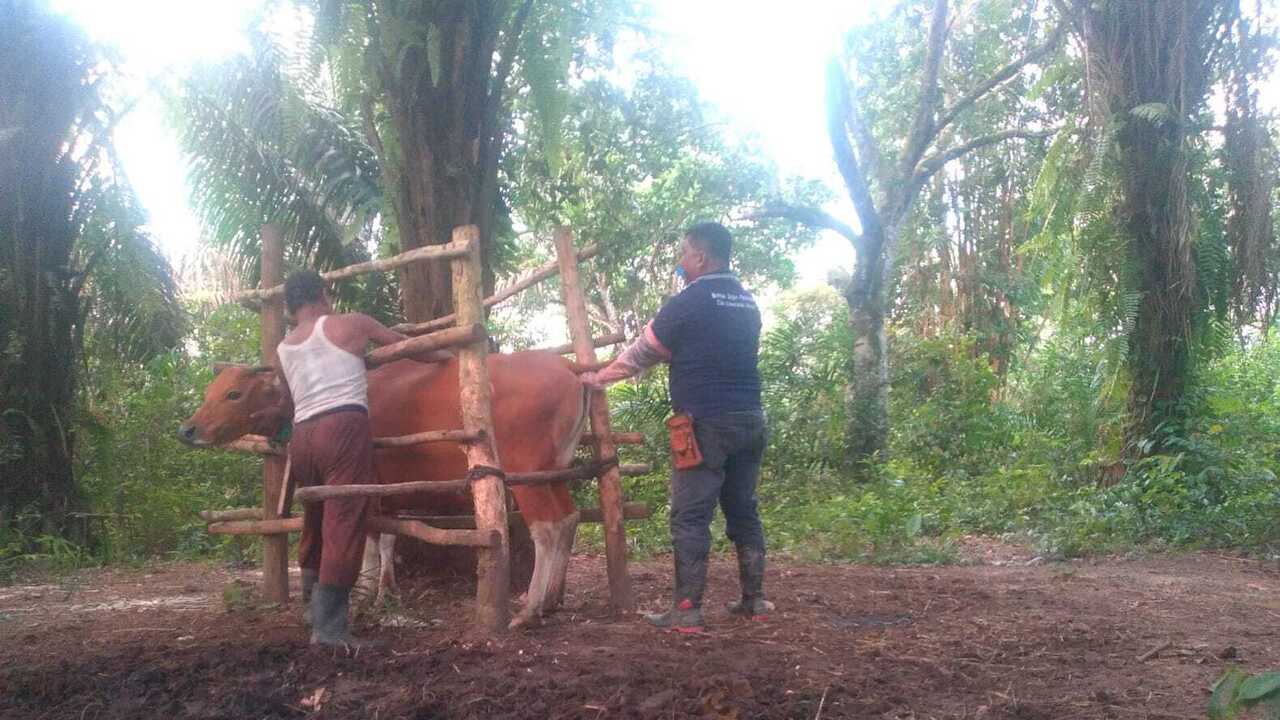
[[689, 265, 730, 283], [294, 306, 326, 325]]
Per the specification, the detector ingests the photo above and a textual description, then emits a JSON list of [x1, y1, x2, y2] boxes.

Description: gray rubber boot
[[309, 584, 377, 649], [645, 552, 706, 632], [301, 569, 319, 626], [726, 545, 775, 619]]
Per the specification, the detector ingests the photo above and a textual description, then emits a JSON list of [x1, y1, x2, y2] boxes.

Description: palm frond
[[167, 30, 381, 283]]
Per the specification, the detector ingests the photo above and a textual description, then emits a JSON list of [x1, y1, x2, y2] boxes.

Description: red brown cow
[[179, 351, 587, 629]]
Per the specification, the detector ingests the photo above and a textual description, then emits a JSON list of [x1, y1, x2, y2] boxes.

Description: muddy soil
[[2, 541, 1277, 719]]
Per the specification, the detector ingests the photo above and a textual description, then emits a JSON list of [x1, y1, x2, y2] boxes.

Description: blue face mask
[[675, 265, 688, 283]]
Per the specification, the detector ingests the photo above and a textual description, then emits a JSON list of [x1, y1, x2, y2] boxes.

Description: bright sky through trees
[[48, 0, 1280, 290], [51, 0, 868, 287]]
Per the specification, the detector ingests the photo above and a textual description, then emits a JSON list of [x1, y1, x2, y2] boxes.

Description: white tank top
[[277, 316, 368, 423]]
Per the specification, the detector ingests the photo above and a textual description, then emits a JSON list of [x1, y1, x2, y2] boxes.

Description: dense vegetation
[[3, 0, 1279, 582]]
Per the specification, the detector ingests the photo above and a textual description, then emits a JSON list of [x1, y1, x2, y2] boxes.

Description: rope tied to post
[[466, 465, 506, 482]]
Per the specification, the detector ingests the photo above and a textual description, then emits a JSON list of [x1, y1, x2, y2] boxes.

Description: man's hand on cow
[[578, 372, 605, 392]]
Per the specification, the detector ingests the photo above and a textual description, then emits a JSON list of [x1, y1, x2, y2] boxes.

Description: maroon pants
[[290, 408, 373, 588]]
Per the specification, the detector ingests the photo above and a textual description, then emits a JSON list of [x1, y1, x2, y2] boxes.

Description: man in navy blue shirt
[[583, 222, 772, 632]]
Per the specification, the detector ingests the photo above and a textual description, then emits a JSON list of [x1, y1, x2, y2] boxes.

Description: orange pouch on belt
[[665, 413, 703, 470]]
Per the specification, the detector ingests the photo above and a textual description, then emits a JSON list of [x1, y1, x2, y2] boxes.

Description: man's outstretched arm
[[580, 321, 671, 389]]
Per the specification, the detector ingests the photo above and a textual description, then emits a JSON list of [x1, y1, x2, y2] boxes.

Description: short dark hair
[[284, 270, 326, 314], [685, 222, 732, 264]]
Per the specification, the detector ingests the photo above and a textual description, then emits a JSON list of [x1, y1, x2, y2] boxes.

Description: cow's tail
[[554, 384, 592, 470]]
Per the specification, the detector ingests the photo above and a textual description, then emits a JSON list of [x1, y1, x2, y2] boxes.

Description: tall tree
[[311, 0, 627, 321], [0, 0, 184, 538], [1058, 0, 1244, 449], [773, 0, 1062, 462]]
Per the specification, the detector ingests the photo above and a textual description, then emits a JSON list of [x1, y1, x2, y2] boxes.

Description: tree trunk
[[842, 226, 896, 462], [370, 0, 517, 323]]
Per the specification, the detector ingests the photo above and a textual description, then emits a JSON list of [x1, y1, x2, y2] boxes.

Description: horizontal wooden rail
[[366, 323, 485, 367], [208, 518, 301, 535], [539, 331, 626, 357], [226, 437, 284, 456], [199, 508, 262, 522], [581, 432, 644, 446], [295, 479, 470, 502], [293, 459, 643, 502], [365, 515, 499, 547], [567, 358, 613, 374], [392, 244, 601, 337], [232, 238, 474, 303], [203, 502, 656, 527], [503, 462, 609, 487], [206, 515, 500, 547], [395, 502, 652, 527], [374, 428, 483, 447], [220, 428, 483, 457]]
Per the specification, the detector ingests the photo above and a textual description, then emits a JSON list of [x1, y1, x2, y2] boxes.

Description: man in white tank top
[[269, 270, 448, 648]]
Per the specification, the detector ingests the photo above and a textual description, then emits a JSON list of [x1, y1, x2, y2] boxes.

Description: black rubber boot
[[645, 552, 707, 632], [726, 545, 774, 619], [309, 584, 377, 649], [301, 569, 318, 626]]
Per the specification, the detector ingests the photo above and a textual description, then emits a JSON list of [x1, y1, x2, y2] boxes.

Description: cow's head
[[177, 364, 283, 447]]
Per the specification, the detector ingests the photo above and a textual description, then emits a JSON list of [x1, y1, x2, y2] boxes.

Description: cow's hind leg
[[509, 479, 580, 630], [355, 530, 382, 603], [377, 533, 397, 603]]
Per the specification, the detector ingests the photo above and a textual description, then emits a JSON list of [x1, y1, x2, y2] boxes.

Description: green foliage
[[1211, 668, 1280, 719], [74, 303, 265, 565], [168, 28, 382, 282]]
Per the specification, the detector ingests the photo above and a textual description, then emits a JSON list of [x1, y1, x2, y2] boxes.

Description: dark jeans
[[669, 410, 767, 605]]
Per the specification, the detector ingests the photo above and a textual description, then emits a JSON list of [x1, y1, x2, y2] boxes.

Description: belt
[[295, 404, 368, 425]]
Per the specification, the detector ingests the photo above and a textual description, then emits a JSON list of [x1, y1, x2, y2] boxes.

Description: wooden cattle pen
[[196, 224, 647, 633]]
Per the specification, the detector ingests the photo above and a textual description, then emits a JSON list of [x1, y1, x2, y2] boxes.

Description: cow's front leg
[[510, 510, 579, 630]]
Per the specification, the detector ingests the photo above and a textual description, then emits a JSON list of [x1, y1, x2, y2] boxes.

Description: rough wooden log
[[226, 437, 284, 456], [232, 239, 472, 303], [539, 331, 625, 357], [373, 428, 484, 447], [503, 462, 611, 487], [392, 244, 601, 337], [208, 517, 302, 536], [199, 508, 262, 522], [581, 432, 644, 446], [451, 225, 510, 634], [394, 502, 653, 528], [259, 225, 289, 604], [294, 479, 471, 502], [365, 323, 485, 368], [293, 459, 624, 501], [554, 226, 634, 613], [216, 428, 482, 456], [365, 515, 499, 548], [567, 358, 614, 374]]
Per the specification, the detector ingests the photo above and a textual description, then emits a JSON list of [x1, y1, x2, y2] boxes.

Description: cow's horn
[[251, 365, 275, 374]]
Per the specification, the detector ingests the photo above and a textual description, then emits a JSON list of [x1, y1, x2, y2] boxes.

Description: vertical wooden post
[[553, 226, 635, 613], [450, 225, 510, 633], [259, 224, 289, 604]]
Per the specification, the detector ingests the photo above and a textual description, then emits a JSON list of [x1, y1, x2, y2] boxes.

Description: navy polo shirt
[[651, 272, 762, 419]]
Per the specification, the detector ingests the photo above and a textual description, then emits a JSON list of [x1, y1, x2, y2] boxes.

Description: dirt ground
[[2, 540, 1278, 719]]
